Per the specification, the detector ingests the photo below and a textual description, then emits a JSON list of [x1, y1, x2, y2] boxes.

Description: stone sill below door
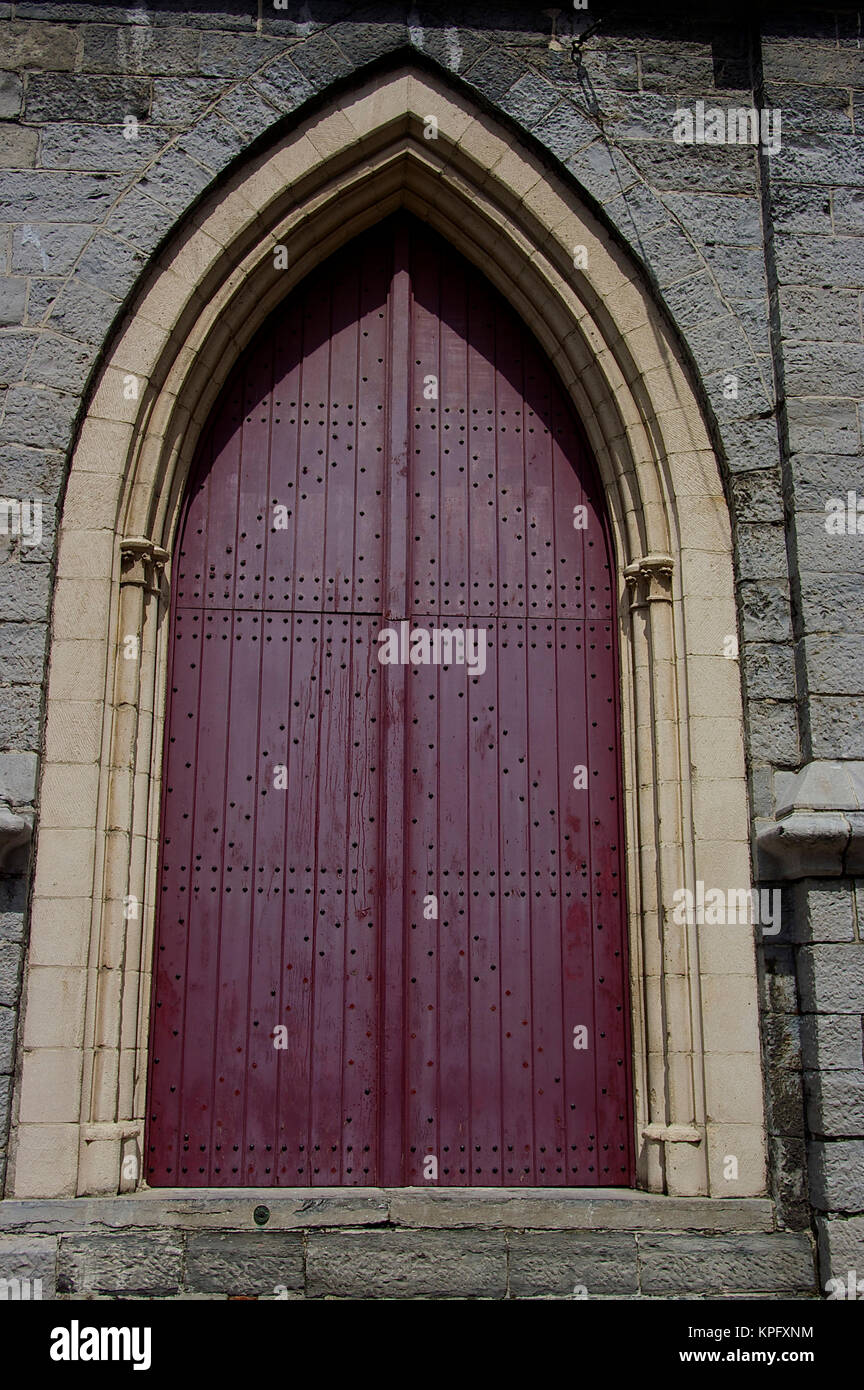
[[0, 1187, 780, 1234]]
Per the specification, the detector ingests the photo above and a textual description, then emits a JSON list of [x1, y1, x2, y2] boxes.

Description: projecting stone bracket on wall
[[756, 762, 864, 880], [0, 754, 37, 873]]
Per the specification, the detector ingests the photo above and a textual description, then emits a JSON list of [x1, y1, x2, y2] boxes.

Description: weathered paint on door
[[146, 214, 634, 1187]]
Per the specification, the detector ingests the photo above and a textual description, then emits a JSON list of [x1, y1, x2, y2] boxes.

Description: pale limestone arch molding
[[9, 68, 762, 1202]]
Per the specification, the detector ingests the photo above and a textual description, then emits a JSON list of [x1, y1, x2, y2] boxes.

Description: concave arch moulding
[[9, 67, 763, 1203]]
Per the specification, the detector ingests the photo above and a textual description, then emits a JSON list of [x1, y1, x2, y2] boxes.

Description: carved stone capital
[[624, 553, 675, 607], [119, 536, 169, 593]]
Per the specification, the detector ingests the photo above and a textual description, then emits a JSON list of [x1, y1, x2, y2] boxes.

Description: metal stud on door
[[146, 214, 634, 1188]]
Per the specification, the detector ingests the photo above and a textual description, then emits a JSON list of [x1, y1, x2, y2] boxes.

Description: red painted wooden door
[[146, 214, 634, 1188]]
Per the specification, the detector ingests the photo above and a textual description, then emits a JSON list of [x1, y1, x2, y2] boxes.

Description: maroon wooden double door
[[146, 214, 633, 1187]]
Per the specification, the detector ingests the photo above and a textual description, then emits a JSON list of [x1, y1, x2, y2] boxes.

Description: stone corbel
[[756, 761, 864, 879], [624, 553, 675, 607]]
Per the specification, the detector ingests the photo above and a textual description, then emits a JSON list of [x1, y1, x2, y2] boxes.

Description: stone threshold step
[[0, 1188, 777, 1233]]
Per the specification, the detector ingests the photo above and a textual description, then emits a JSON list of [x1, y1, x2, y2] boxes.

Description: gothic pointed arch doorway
[[146, 214, 633, 1189]]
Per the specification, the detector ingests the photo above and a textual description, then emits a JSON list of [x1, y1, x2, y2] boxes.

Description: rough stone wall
[[0, 0, 860, 1291], [755, 13, 864, 1279]]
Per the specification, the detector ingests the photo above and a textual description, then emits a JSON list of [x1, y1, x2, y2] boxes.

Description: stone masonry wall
[[0, 0, 861, 1293]]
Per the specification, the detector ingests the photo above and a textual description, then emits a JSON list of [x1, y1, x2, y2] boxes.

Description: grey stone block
[[0, 446, 59, 497], [736, 524, 789, 581], [0, 1235, 57, 1298], [603, 180, 669, 238], [25, 74, 150, 122], [785, 343, 864, 400], [498, 72, 560, 129], [0, 171, 124, 223], [136, 146, 213, 215], [805, 635, 864, 698], [775, 233, 864, 290], [80, 22, 201, 76], [802, 1014, 864, 1073], [799, 575, 864, 636], [766, 1065, 806, 1137], [215, 86, 281, 142], [763, 43, 864, 88], [463, 45, 526, 103], [0, 329, 37, 386], [833, 188, 864, 237], [0, 683, 41, 745], [799, 944, 864, 1014], [597, 91, 681, 144], [750, 763, 776, 818], [768, 1134, 811, 1231], [805, 1070, 864, 1138], [786, 398, 861, 455], [306, 1229, 507, 1299], [0, 279, 25, 327], [322, 18, 405, 68], [25, 334, 94, 396], [198, 31, 286, 79], [185, 1231, 303, 1295], [809, 1140, 864, 1211], [151, 76, 225, 126], [104, 186, 178, 251], [623, 138, 757, 193], [638, 38, 714, 92], [769, 183, 833, 234], [742, 643, 796, 702], [790, 453, 864, 512], [746, 699, 800, 765], [0, 21, 77, 71], [0, 126, 37, 169], [0, 74, 22, 120], [408, 23, 487, 77], [44, 281, 120, 346], [663, 190, 763, 247], [58, 1232, 183, 1295], [0, 1005, 15, 1070], [816, 1214, 864, 1285], [731, 474, 785, 530], [509, 1231, 637, 1297], [790, 881, 856, 944], [0, 562, 53, 622], [739, 579, 793, 642], [1, 383, 78, 451], [569, 139, 640, 206], [763, 1011, 802, 1070], [810, 699, 864, 760], [289, 30, 354, 89], [76, 233, 147, 298], [763, 82, 853, 136], [639, 1233, 816, 1294], [0, 751, 37, 804], [11, 223, 90, 276], [249, 55, 317, 115], [796, 507, 864, 571], [779, 287, 861, 342], [722, 416, 784, 474], [176, 110, 248, 173], [531, 100, 601, 165], [39, 121, 167, 172], [771, 134, 864, 189]]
